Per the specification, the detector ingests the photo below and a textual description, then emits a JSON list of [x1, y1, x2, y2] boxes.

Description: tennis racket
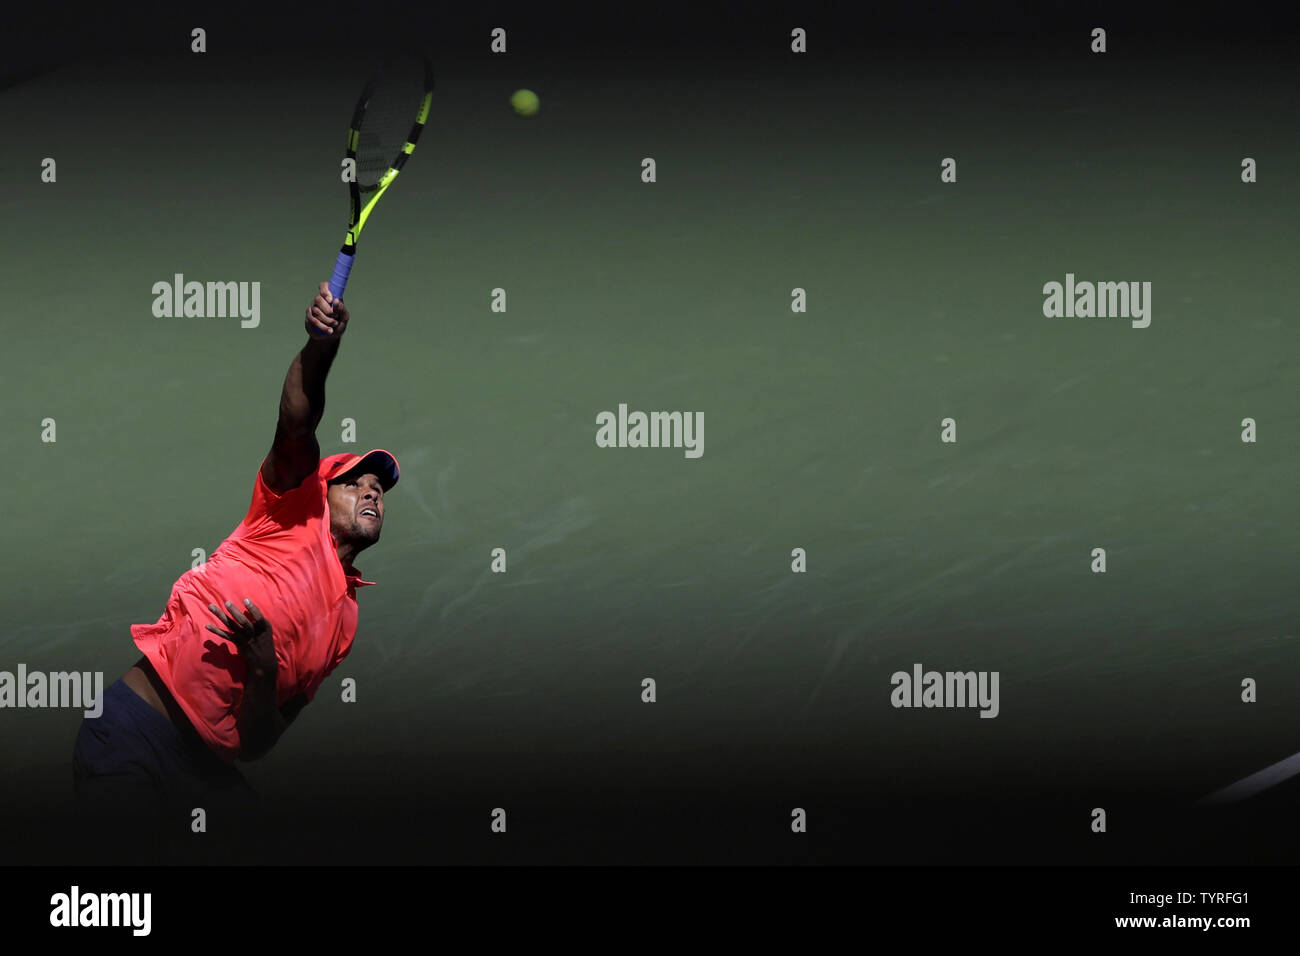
[[320, 54, 434, 324]]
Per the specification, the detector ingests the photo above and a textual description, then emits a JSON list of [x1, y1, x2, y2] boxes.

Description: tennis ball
[[511, 89, 540, 117]]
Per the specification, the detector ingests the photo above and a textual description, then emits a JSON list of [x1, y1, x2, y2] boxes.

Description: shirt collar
[[330, 531, 378, 588], [345, 567, 378, 589]]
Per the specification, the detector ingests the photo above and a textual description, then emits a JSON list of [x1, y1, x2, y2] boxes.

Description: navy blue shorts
[[73, 678, 257, 821]]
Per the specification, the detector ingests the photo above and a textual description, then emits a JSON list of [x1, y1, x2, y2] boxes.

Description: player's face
[[327, 473, 385, 548]]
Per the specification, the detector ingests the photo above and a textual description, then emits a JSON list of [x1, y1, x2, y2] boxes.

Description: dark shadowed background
[[2, 0, 1298, 863]]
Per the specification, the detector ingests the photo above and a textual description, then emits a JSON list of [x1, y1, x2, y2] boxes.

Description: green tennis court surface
[[2, 47, 1297, 863]]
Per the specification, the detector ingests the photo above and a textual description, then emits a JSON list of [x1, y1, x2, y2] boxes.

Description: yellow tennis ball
[[511, 89, 540, 117]]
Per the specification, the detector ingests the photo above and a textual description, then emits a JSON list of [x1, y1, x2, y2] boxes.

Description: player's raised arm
[[260, 283, 351, 493]]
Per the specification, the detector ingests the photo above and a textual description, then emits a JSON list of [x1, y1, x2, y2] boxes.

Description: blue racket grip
[[328, 250, 355, 300], [310, 251, 355, 338]]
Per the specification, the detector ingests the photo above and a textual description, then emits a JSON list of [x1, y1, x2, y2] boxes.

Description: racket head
[[343, 53, 435, 251]]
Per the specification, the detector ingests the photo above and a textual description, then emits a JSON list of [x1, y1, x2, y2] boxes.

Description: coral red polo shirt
[[132, 457, 375, 762]]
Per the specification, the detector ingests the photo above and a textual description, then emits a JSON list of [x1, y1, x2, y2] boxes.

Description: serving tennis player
[[72, 283, 400, 819]]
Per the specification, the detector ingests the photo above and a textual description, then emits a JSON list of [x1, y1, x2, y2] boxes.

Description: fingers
[[308, 301, 338, 334], [241, 599, 265, 624], [307, 284, 346, 336], [206, 600, 255, 644], [314, 283, 341, 314], [222, 600, 251, 629]]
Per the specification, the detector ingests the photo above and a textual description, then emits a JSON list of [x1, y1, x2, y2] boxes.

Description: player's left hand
[[306, 282, 349, 338], [205, 599, 277, 678]]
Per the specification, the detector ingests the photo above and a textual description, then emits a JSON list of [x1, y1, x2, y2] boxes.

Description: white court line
[[1198, 751, 1300, 806]]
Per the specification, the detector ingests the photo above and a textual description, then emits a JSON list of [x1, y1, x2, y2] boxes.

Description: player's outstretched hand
[[305, 282, 349, 338], [205, 599, 277, 677]]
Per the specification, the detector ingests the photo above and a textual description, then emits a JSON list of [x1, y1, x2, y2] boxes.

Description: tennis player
[[72, 282, 400, 821]]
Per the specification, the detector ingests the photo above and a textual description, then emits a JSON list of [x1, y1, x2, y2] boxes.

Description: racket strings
[[354, 63, 427, 189]]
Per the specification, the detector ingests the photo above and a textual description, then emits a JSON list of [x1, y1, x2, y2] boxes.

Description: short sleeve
[[241, 458, 326, 535]]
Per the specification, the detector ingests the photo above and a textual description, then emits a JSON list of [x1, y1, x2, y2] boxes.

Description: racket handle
[[328, 250, 355, 300]]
